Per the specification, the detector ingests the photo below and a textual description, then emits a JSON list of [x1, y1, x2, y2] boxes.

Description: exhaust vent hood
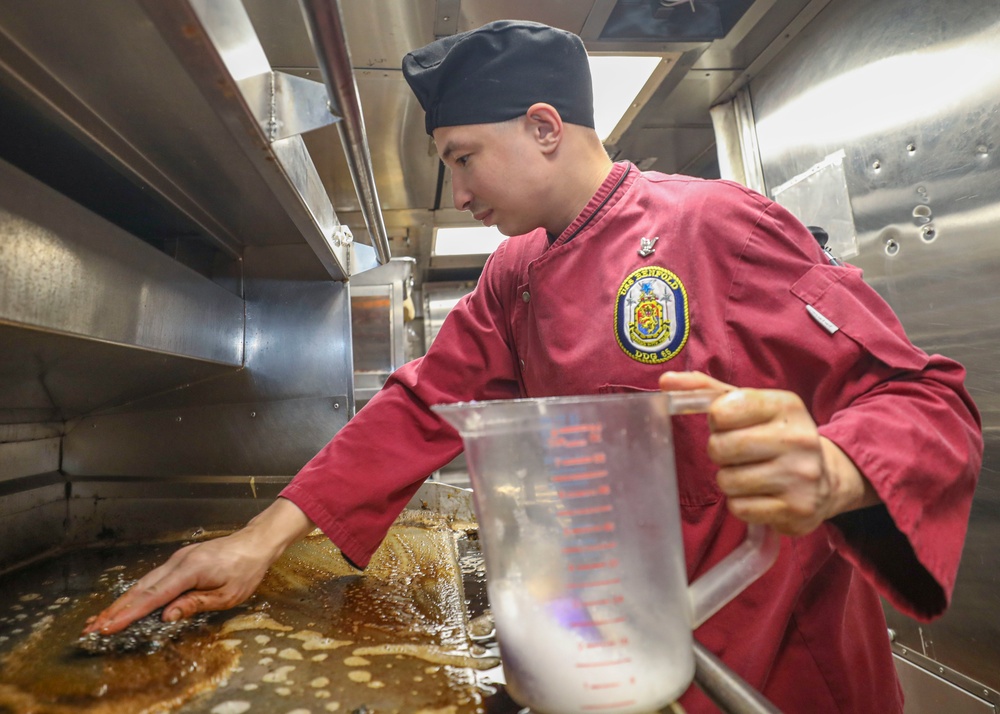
[[600, 0, 759, 42]]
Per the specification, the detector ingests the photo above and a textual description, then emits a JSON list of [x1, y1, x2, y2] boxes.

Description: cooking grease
[[0, 510, 492, 713]]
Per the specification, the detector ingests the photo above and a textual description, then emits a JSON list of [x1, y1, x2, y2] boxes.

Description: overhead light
[[588, 55, 662, 142], [433, 225, 506, 256]]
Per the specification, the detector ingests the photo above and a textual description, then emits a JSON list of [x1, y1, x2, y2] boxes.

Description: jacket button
[[522, 291, 530, 303]]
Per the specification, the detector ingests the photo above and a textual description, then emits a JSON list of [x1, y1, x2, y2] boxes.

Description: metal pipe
[[692, 641, 783, 714], [296, 0, 391, 266]]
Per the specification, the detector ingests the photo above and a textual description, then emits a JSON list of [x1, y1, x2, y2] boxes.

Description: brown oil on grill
[[0, 510, 496, 714]]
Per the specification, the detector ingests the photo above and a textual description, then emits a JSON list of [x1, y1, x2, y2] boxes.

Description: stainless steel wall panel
[[0, 438, 59, 483], [67, 477, 289, 547], [0, 325, 241, 424], [0, 159, 245, 366], [746, 0, 1000, 701], [63, 397, 347, 478], [0, 482, 65, 571], [0, 423, 62, 443], [62, 479, 469, 554], [62, 244, 355, 477]]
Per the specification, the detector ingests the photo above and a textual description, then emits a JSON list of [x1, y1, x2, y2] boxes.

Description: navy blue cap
[[402, 20, 595, 135]]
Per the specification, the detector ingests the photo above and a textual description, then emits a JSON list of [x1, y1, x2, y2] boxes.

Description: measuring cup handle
[[688, 524, 780, 628], [663, 389, 781, 628]]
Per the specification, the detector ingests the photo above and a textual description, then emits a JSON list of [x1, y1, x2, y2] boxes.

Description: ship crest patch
[[614, 267, 689, 364]]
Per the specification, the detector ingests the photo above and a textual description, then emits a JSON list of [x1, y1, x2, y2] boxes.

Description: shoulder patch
[[614, 267, 689, 364]]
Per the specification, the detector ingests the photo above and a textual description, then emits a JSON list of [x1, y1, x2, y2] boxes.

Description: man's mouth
[[473, 209, 492, 224]]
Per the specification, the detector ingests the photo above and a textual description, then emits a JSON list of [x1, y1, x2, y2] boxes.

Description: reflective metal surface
[[298, 0, 392, 265], [0, 157, 244, 423], [0, 159, 244, 366], [748, 0, 1000, 702], [351, 258, 414, 403], [2, 2, 997, 708], [64, 243, 355, 477]]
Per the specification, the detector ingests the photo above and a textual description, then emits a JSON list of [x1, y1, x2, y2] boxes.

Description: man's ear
[[524, 103, 563, 154]]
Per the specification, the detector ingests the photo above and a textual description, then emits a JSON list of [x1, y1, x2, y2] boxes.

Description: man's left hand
[[659, 371, 879, 536]]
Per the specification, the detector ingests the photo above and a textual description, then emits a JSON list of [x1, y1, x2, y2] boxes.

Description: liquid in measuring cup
[[488, 417, 689, 714]]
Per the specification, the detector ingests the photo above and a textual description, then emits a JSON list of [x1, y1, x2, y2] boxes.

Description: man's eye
[[457, 155, 470, 166]]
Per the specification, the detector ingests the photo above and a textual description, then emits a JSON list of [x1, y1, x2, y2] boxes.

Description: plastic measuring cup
[[434, 391, 779, 714]]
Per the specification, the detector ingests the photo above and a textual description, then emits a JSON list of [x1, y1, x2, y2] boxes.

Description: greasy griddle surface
[[0, 510, 495, 714]]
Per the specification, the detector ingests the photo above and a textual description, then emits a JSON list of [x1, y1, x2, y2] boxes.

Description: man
[[87, 20, 982, 712]]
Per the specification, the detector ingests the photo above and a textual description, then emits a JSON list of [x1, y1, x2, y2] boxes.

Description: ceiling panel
[[457, 0, 596, 33]]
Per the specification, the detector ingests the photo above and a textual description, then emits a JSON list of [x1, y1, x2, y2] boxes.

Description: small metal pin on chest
[[638, 236, 659, 257]]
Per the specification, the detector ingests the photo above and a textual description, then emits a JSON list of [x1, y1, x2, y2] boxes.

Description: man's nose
[[451, 174, 472, 212]]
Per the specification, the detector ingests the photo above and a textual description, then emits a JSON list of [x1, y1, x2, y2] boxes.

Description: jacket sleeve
[[279, 243, 523, 567], [717, 189, 982, 620]]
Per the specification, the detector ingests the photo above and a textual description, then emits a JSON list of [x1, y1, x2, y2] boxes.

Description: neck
[[545, 130, 615, 235]]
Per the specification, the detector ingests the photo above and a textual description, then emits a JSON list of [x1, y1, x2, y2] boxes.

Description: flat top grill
[[0, 510, 512, 714]]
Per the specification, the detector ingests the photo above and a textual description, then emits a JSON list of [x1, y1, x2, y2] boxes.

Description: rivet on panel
[[175, 416, 183, 423], [906, 143, 917, 154], [250, 412, 257, 418], [921, 225, 937, 242], [885, 239, 900, 257], [333, 402, 341, 410], [872, 160, 881, 171]]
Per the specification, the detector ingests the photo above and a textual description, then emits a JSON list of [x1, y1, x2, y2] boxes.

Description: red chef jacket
[[282, 162, 982, 713]]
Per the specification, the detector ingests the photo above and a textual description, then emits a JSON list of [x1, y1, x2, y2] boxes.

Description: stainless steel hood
[[241, 0, 827, 277], [0, 0, 824, 282]]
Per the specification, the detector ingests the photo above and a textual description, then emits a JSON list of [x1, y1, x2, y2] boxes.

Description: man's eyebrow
[[439, 140, 467, 163], [440, 141, 457, 162]]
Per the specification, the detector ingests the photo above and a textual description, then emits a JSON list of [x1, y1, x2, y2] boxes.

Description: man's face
[[433, 120, 550, 237]]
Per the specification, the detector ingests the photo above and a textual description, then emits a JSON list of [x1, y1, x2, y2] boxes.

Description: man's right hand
[[83, 497, 315, 636]]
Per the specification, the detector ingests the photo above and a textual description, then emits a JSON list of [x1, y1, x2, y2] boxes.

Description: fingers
[[659, 370, 735, 394], [82, 532, 271, 637], [164, 588, 245, 622], [708, 389, 805, 432], [698, 387, 833, 536], [83, 560, 199, 635], [715, 460, 829, 536]]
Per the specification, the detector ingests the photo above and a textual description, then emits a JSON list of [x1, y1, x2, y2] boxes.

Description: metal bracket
[[434, 0, 460, 37], [241, 70, 341, 143], [332, 224, 354, 248]]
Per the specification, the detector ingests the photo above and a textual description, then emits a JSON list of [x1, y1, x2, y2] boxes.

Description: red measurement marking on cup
[[567, 558, 619, 572], [555, 453, 607, 468], [587, 681, 623, 690], [567, 577, 621, 589], [562, 541, 617, 555], [564, 521, 615, 536], [551, 469, 609, 483], [557, 504, 613, 518], [580, 636, 630, 651], [581, 594, 625, 607], [556, 484, 611, 500], [548, 424, 603, 449]]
